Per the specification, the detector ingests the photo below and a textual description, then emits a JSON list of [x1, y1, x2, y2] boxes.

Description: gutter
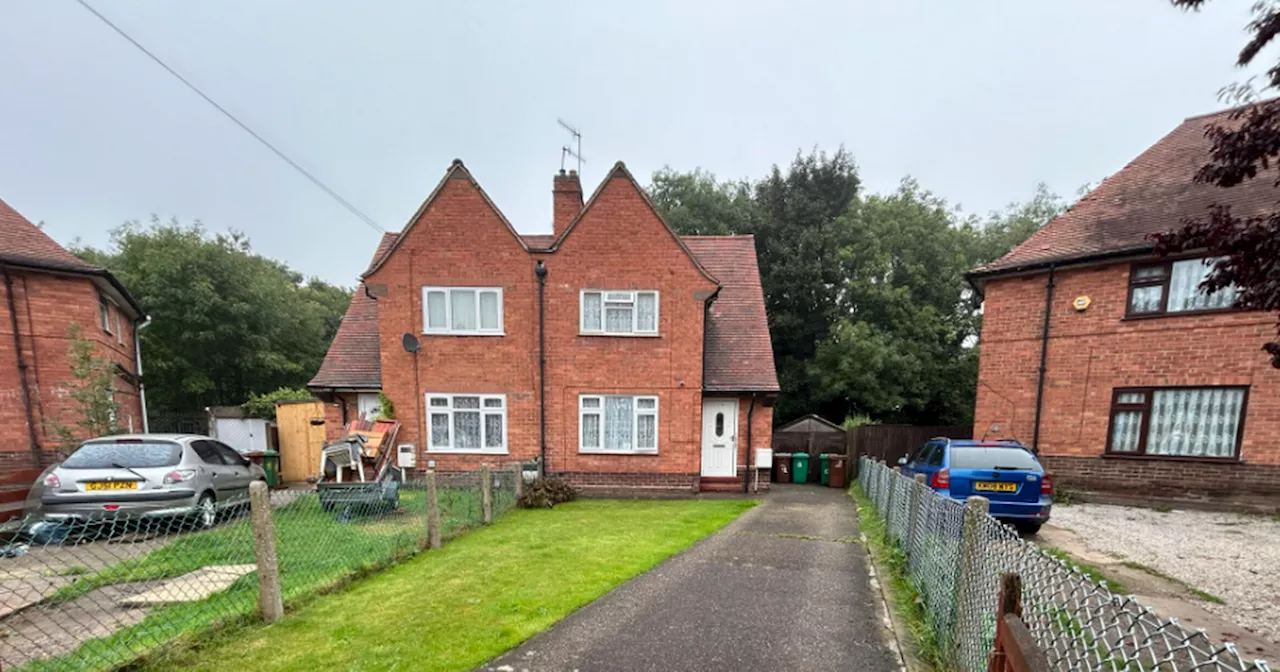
[[1031, 266, 1055, 454], [965, 246, 1153, 299], [134, 315, 152, 433], [2, 263, 42, 466]]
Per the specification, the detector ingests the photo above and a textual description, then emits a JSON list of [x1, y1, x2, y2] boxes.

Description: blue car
[[898, 439, 1052, 534]]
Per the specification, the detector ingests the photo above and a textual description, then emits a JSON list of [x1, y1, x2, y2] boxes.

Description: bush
[[242, 386, 315, 419], [517, 478, 578, 509]]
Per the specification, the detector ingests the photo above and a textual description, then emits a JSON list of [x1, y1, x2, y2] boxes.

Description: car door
[[902, 443, 931, 476], [916, 442, 944, 485], [211, 441, 253, 503], [192, 440, 236, 499]]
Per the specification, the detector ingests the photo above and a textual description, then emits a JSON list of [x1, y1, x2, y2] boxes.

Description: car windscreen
[[62, 442, 183, 469], [949, 447, 1041, 472]]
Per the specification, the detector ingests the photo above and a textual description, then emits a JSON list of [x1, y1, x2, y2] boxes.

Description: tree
[[48, 323, 123, 451], [75, 218, 353, 414], [1156, 0, 1280, 367], [241, 386, 315, 420], [651, 155, 1064, 426]]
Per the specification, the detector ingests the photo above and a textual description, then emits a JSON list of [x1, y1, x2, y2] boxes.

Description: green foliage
[[73, 219, 352, 415], [651, 154, 1066, 426], [241, 386, 315, 420], [516, 477, 578, 509], [47, 323, 124, 451], [375, 391, 395, 420]]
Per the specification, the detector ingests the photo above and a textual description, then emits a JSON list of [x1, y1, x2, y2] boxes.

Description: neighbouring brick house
[[310, 161, 779, 493], [969, 105, 1280, 507], [1, 199, 147, 519]]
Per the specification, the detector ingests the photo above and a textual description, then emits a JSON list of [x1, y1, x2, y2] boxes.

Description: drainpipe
[[535, 261, 548, 477], [744, 393, 758, 493], [133, 315, 152, 432], [2, 264, 42, 466], [1031, 266, 1055, 454]]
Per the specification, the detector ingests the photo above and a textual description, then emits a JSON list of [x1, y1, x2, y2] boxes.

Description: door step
[[699, 477, 743, 493]]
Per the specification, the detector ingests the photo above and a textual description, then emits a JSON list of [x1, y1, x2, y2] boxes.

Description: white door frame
[[701, 398, 739, 478]]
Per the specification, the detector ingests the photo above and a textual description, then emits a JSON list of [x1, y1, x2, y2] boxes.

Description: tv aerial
[[558, 118, 585, 173]]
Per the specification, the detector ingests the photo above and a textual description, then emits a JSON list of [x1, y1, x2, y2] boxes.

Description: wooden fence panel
[[846, 424, 973, 473]]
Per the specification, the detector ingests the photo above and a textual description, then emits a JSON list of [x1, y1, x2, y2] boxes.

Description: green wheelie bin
[[791, 453, 810, 484], [819, 454, 831, 486]]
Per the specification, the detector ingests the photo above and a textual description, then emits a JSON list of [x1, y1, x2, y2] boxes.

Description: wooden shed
[[275, 399, 328, 483], [772, 414, 847, 457]]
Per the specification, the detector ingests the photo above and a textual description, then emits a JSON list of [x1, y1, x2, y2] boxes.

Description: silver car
[[39, 434, 266, 528]]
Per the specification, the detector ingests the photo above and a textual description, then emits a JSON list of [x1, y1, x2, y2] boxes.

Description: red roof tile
[[973, 105, 1280, 278], [309, 233, 396, 390], [0, 198, 99, 272], [682, 235, 779, 392]]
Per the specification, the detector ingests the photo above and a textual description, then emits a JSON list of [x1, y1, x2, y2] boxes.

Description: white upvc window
[[422, 287, 503, 335], [579, 394, 658, 453], [580, 290, 659, 335], [426, 394, 507, 453]]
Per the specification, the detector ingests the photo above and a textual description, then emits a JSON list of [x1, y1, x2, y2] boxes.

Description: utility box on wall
[[755, 448, 773, 469], [397, 443, 417, 469]]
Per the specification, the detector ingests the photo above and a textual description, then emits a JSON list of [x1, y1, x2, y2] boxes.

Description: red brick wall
[[974, 260, 1280, 495], [364, 169, 765, 488], [0, 270, 142, 472]]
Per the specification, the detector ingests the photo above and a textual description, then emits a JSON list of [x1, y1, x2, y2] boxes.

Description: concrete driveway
[[482, 484, 899, 672]]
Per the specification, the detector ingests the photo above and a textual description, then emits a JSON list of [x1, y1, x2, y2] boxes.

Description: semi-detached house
[[310, 161, 779, 493], [969, 105, 1280, 507]]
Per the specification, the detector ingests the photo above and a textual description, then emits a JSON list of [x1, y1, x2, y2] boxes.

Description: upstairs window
[[580, 290, 658, 335], [99, 295, 112, 334], [1127, 257, 1237, 316], [423, 287, 503, 335]]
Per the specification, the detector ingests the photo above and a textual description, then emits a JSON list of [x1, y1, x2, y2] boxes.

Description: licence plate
[[974, 481, 1017, 493], [85, 481, 138, 491]]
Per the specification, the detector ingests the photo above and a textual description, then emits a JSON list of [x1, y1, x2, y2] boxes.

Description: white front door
[[701, 398, 738, 477]]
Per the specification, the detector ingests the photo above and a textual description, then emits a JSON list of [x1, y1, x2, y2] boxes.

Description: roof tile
[[974, 105, 1280, 276], [0, 199, 100, 272], [308, 233, 395, 390]]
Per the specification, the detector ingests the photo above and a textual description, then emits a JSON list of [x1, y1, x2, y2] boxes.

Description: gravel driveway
[[1050, 503, 1280, 645]]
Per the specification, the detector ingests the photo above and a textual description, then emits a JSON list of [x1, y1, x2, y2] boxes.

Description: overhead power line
[[74, 0, 385, 233]]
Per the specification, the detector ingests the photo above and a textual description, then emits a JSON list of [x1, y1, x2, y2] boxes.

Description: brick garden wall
[[974, 260, 1280, 498]]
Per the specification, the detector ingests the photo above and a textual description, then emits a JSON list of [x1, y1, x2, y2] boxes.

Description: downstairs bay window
[[427, 394, 506, 453], [579, 394, 658, 453], [1106, 386, 1247, 460]]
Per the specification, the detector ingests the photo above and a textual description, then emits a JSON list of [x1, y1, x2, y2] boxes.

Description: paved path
[[482, 484, 900, 672]]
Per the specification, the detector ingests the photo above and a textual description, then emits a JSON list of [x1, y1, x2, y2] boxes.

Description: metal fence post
[[906, 473, 925, 558], [955, 494, 990, 664], [481, 463, 493, 524], [426, 469, 441, 550], [248, 480, 284, 623]]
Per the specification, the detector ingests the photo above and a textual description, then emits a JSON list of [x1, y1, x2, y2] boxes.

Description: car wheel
[[195, 493, 217, 530], [1018, 521, 1042, 536]]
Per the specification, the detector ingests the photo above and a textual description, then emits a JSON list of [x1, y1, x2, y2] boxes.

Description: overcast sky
[[0, 1, 1269, 287]]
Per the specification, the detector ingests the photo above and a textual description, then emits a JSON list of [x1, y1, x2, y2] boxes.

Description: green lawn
[[141, 499, 754, 672]]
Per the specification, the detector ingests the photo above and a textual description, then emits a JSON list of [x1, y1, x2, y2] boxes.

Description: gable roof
[[0, 198, 144, 317], [363, 160, 528, 278], [551, 162, 719, 286], [970, 105, 1280, 283], [776, 414, 845, 434], [308, 232, 396, 391], [682, 235, 779, 392]]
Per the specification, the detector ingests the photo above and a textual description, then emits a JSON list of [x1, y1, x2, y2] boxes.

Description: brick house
[[969, 106, 1280, 507], [1, 199, 147, 519], [310, 161, 778, 493]]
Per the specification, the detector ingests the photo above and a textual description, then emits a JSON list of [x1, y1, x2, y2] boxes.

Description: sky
[[0, 1, 1272, 287]]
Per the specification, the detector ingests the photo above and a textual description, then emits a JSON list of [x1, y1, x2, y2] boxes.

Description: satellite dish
[[401, 333, 420, 353]]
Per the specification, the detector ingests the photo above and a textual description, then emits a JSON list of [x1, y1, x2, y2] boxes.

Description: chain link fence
[[857, 457, 1272, 672], [0, 465, 523, 671]]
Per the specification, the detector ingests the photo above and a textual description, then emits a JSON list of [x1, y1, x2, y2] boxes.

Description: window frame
[[421, 286, 504, 336], [425, 393, 508, 454], [1104, 385, 1249, 462], [578, 394, 660, 454], [579, 290, 660, 336], [99, 295, 113, 334], [1125, 256, 1238, 319]]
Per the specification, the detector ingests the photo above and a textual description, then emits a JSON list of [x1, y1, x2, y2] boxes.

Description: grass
[[134, 499, 754, 672], [16, 487, 495, 672], [1040, 546, 1128, 594], [849, 484, 945, 670], [1120, 561, 1227, 604]]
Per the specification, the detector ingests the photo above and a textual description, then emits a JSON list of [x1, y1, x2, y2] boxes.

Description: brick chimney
[[553, 169, 583, 237]]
